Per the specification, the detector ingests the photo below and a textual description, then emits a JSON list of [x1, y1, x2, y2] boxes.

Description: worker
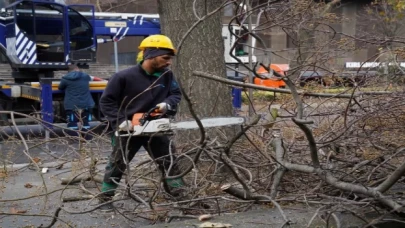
[[98, 34, 185, 211], [58, 64, 103, 139]]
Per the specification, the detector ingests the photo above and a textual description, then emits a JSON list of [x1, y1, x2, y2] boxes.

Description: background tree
[[157, 0, 233, 120], [358, 0, 405, 81]]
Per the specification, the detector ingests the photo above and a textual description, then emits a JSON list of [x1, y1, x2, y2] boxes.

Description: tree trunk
[[157, 0, 233, 119]]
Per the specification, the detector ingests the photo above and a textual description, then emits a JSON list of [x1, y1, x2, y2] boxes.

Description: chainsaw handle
[[140, 106, 162, 126], [145, 106, 160, 117]]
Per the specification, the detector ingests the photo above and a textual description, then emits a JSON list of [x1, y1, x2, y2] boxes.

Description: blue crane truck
[[0, 0, 243, 134], [0, 0, 161, 128]]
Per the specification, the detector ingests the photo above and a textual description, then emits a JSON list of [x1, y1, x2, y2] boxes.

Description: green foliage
[[372, 0, 405, 22], [241, 91, 276, 104], [386, 0, 405, 12]]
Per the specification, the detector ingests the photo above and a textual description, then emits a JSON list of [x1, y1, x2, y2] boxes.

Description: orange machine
[[254, 64, 288, 88]]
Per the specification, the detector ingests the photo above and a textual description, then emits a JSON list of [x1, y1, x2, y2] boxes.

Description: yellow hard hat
[[136, 50, 143, 63], [138, 34, 176, 53]]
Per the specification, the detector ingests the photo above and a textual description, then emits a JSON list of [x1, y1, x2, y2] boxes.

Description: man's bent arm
[[58, 79, 67, 91], [163, 77, 182, 106]]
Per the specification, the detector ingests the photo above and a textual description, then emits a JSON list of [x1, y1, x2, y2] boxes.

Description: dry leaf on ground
[[10, 208, 27, 214], [199, 222, 232, 228]]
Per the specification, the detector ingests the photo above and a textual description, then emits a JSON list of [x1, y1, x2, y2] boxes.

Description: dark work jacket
[[58, 71, 95, 110], [99, 65, 182, 130]]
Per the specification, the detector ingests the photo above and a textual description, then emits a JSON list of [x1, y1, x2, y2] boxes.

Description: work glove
[[156, 102, 170, 112], [118, 120, 133, 131]]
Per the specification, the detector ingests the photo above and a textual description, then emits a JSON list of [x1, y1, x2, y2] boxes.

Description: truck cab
[[0, 0, 96, 81], [222, 24, 257, 64]]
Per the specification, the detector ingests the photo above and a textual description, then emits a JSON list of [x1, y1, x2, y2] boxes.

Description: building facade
[[29, 0, 388, 68], [97, 0, 384, 69]]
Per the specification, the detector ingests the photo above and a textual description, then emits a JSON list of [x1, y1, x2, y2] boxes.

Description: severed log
[[193, 71, 392, 98], [60, 174, 103, 185]]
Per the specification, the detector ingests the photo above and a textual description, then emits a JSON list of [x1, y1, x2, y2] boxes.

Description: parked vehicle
[[254, 64, 288, 88]]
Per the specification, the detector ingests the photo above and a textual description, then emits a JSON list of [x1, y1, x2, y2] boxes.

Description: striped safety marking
[[16, 24, 37, 64], [14, 25, 69, 65], [113, 27, 129, 42], [133, 15, 145, 25]]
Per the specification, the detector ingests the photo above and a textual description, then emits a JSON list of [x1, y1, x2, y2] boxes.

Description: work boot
[[98, 182, 118, 212], [101, 182, 118, 195], [163, 177, 187, 199], [97, 195, 114, 212]]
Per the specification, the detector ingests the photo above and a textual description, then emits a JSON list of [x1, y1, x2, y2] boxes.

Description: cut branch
[[376, 160, 405, 193], [282, 162, 402, 211], [221, 184, 270, 201], [292, 118, 320, 168], [40, 207, 62, 228], [270, 136, 286, 198], [221, 184, 290, 224], [62, 195, 94, 202], [60, 174, 103, 185], [192, 71, 392, 98]]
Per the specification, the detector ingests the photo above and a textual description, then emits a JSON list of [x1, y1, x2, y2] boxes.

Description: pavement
[[0, 162, 345, 228], [1, 137, 404, 228], [0, 137, 155, 228]]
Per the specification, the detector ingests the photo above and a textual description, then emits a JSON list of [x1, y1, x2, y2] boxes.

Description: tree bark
[[157, 0, 232, 119]]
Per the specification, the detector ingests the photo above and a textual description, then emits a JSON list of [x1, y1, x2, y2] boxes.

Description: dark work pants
[[65, 109, 92, 140], [65, 109, 91, 129], [103, 134, 179, 186]]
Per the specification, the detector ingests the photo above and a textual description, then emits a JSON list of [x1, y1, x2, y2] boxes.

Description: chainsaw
[[115, 106, 245, 136]]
